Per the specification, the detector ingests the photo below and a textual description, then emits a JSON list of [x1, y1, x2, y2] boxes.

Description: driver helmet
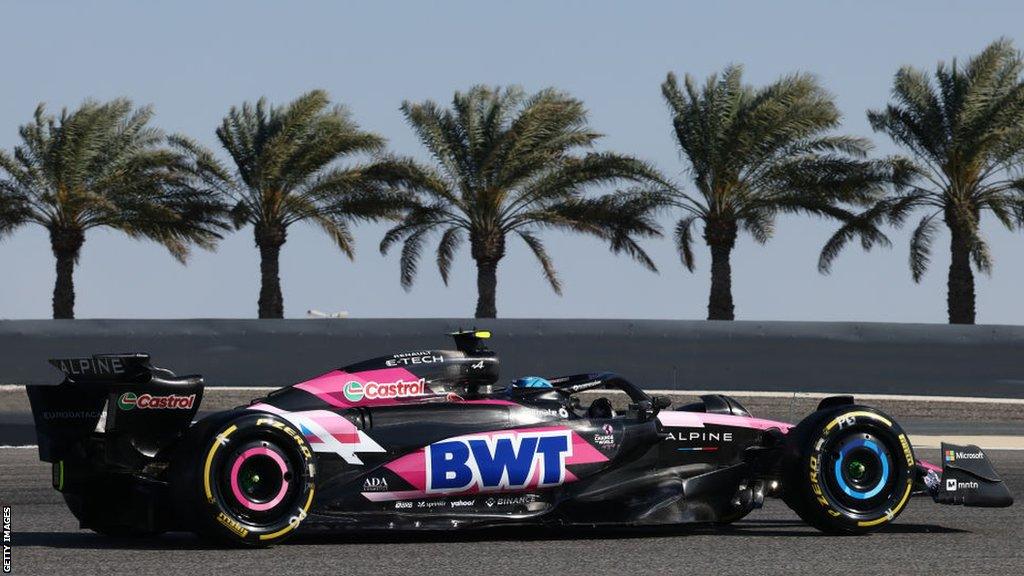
[[511, 376, 552, 388]]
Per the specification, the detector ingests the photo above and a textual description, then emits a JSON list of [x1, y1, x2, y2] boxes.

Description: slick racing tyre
[[170, 411, 316, 547], [782, 405, 915, 535]]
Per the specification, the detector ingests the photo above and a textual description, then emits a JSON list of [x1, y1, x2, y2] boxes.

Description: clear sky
[[1, 0, 1022, 323]]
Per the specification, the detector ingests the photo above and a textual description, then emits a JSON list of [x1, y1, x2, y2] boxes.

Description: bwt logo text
[[426, 431, 573, 493]]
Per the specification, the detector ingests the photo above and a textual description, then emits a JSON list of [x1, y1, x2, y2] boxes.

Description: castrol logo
[[118, 391, 196, 411], [342, 378, 426, 402]]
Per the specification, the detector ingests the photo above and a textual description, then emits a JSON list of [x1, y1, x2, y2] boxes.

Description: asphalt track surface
[[2, 448, 1021, 576]]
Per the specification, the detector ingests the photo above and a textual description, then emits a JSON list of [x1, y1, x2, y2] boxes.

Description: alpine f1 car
[[27, 331, 1012, 546]]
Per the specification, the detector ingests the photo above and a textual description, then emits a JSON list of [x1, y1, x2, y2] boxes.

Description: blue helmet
[[511, 376, 552, 388]]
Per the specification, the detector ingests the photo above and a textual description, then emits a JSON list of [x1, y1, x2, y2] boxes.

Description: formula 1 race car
[[26, 331, 1012, 546]]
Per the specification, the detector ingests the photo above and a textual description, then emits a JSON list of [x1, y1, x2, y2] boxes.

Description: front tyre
[[171, 411, 316, 546], [782, 406, 915, 534]]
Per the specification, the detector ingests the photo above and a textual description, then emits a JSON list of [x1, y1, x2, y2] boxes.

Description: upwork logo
[[342, 379, 426, 403], [117, 392, 196, 410]]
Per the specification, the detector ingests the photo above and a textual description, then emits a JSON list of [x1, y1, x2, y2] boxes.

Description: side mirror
[[630, 400, 654, 421], [631, 397, 670, 421]]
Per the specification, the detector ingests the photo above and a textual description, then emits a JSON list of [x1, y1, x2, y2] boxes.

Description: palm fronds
[[383, 85, 667, 316]]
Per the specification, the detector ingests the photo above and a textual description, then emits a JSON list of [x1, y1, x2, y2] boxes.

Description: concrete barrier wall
[[1, 319, 1022, 397]]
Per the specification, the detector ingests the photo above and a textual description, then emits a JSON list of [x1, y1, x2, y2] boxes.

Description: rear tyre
[[170, 411, 316, 547], [782, 405, 915, 534]]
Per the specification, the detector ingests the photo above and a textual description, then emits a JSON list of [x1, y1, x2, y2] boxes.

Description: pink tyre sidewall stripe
[[228, 446, 291, 512]]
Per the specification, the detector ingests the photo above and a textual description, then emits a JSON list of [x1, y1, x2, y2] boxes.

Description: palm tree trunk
[[947, 222, 975, 325], [49, 228, 85, 319], [474, 258, 499, 318], [471, 232, 505, 319], [255, 224, 287, 319], [704, 219, 737, 321]]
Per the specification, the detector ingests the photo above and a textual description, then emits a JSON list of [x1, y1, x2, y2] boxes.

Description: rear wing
[[26, 353, 203, 462]]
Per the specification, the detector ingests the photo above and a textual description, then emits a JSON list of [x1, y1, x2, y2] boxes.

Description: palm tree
[[818, 39, 1024, 324], [381, 85, 667, 318], [0, 100, 226, 319], [662, 66, 892, 320], [186, 90, 411, 318]]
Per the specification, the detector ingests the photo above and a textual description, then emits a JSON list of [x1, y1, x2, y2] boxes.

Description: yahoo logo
[[426, 431, 572, 493]]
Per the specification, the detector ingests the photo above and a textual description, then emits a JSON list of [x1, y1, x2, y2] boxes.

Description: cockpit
[[499, 371, 669, 422]]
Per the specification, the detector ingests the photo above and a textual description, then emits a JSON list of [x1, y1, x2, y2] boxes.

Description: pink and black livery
[[26, 331, 1013, 546]]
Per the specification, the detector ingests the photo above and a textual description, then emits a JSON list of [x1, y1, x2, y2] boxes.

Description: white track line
[[641, 389, 1024, 405], [5, 384, 1024, 404], [909, 435, 1024, 450]]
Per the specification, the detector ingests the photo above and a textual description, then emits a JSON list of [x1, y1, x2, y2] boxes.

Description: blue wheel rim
[[833, 438, 889, 500]]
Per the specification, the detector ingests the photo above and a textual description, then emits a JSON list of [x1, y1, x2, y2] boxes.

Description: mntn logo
[[427, 431, 573, 492]]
